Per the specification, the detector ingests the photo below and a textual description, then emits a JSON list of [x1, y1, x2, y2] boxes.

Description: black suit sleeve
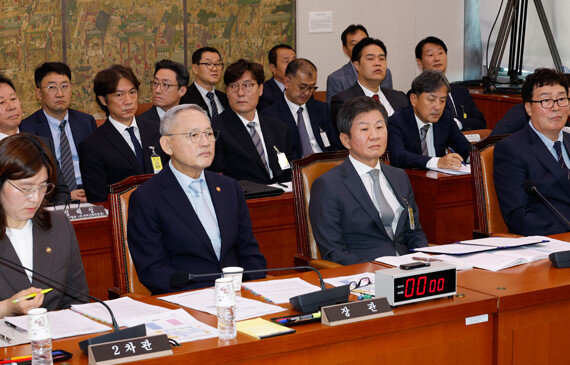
[[78, 139, 108, 203]]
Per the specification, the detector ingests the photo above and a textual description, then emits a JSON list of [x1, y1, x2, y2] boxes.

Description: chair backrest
[[135, 103, 153, 116], [108, 174, 155, 296], [313, 91, 326, 103], [470, 135, 509, 236], [292, 151, 348, 262]]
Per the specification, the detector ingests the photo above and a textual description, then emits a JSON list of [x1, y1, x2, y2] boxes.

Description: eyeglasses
[[42, 84, 71, 94], [227, 82, 257, 93], [196, 62, 225, 70], [6, 181, 54, 198], [166, 130, 219, 143], [298, 84, 319, 93], [529, 97, 570, 109], [109, 89, 138, 101], [150, 81, 179, 91], [348, 277, 371, 291]]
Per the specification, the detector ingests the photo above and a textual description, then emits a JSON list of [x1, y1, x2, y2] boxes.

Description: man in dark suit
[[326, 24, 393, 104], [258, 44, 296, 110], [494, 68, 570, 236], [211, 59, 294, 184], [139, 59, 189, 123], [262, 58, 340, 159], [309, 97, 427, 264], [180, 47, 229, 119], [330, 38, 408, 125], [415, 36, 486, 131], [490, 103, 529, 136], [20, 62, 96, 202], [79, 65, 167, 203], [388, 70, 470, 170], [128, 104, 267, 294]]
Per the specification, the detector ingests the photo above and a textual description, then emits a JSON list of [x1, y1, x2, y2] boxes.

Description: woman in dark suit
[[0, 134, 88, 317]]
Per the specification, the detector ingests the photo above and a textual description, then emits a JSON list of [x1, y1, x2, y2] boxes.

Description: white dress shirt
[[0, 129, 18, 141], [108, 116, 142, 155], [156, 106, 166, 120], [7, 220, 34, 283], [284, 94, 322, 153], [349, 155, 403, 235], [358, 81, 395, 116], [414, 113, 440, 169], [44, 110, 83, 186], [194, 82, 225, 116], [236, 110, 273, 179], [530, 120, 570, 166]]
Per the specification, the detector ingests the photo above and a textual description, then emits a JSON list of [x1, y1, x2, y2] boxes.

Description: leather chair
[[108, 174, 154, 298], [470, 135, 512, 237], [291, 151, 349, 269]]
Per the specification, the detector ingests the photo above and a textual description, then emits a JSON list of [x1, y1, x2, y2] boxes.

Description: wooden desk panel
[[2, 264, 497, 364], [468, 88, 522, 130], [406, 170, 474, 244]]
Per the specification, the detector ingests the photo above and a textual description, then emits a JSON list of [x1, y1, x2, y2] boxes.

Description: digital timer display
[[393, 269, 456, 303]]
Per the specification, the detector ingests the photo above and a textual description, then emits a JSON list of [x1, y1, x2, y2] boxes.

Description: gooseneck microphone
[[523, 179, 570, 230], [170, 266, 350, 313], [0, 255, 146, 355]]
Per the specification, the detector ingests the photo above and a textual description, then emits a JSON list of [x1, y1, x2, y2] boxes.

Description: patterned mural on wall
[[0, 0, 295, 119]]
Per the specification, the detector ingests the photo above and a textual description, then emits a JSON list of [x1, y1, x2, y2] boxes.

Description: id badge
[[273, 145, 290, 170], [151, 156, 163, 174], [320, 129, 331, 147], [408, 206, 415, 230]]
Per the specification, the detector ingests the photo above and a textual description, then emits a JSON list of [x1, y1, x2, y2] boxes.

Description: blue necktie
[[189, 179, 221, 260], [126, 126, 144, 170], [206, 92, 219, 117]]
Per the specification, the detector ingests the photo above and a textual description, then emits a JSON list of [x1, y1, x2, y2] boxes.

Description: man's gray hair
[[159, 104, 209, 135]]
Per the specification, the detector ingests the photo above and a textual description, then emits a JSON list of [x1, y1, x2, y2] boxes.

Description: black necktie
[[553, 141, 570, 180], [126, 126, 144, 170], [59, 120, 77, 190], [206, 92, 219, 117]]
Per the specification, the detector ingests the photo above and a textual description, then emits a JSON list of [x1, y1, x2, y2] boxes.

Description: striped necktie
[[247, 122, 270, 174], [59, 120, 77, 190]]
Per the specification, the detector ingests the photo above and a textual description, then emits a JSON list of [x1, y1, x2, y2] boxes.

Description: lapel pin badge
[[46, 247, 52, 254], [216, 187, 221, 192]]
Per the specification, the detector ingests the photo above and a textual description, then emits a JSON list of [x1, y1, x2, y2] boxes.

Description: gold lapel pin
[[216, 187, 221, 192], [46, 247, 52, 254]]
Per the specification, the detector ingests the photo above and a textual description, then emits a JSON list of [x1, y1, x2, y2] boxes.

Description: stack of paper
[[237, 318, 295, 339], [430, 164, 471, 175], [241, 278, 322, 304]]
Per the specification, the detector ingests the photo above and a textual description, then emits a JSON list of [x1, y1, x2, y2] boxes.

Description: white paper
[[121, 309, 217, 344], [309, 11, 332, 33], [375, 252, 433, 267], [71, 297, 171, 327], [268, 181, 292, 192], [242, 278, 322, 304], [324, 273, 375, 296], [526, 237, 570, 254], [429, 164, 471, 175], [5, 309, 110, 340], [414, 243, 496, 255], [460, 236, 549, 248], [159, 288, 286, 321]]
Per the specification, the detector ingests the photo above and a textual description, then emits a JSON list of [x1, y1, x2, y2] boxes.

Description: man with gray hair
[[127, 104, 267, 295], [387, 70, 470, 170], [309, 96, 427, 265]]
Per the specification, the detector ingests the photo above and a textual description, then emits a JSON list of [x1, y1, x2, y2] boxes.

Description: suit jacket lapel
[[137, 119, 158, 173], [226, 111, 270, 177], [160, 167, 218, 260], [31, 224, 55, 288], [403, 107, 423, 153], [68, 111, 84, 150], [0, 237, 31, 294], [102, 120, 142, 172], [204, 172, 228, 258], [381, 164, 408, 237], [306, 100, 325, 149], [189, 84, 210, 117], [259, 116, 282, 177], [527, 126, 570, 195], [35, 112, 53, 141]]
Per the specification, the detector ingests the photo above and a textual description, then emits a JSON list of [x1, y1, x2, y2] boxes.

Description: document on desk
[[324, 273, 376, 296], [242, 278, 322, 304], [414, 243, 497, 255], [71, 297, 171, 327], [522, 237, 570, 254], [434, 252, 531, 271], [4, 309, 110, 340], [429, 164, 471, 175], [375, 252, 433, 267], [121, 309, 217, 343], [268, 181, 292, 192], [159, 289, 286, 321], [459, 236, 549, 248]]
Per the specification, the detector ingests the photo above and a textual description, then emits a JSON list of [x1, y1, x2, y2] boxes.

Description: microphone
[[170, 266, 350, 313], [523, 179, 570, 230], [0, 255, 146, 355]]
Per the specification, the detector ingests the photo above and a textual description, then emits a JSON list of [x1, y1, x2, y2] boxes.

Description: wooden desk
[[406, 169, 474, 244], [458, 233, 570, 364], [468, 88, 522, 130], [3, 263, 497, 364], [73, 193, 297, 299]]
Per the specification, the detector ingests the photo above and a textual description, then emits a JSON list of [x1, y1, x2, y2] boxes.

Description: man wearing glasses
[[127, 104, 267, 294], [210, 59, 294, 184], [180, 47, 229, 119], [139, 59, 189, 123], [20, 62, 96, 202], [263, 58, 340, 159], [79, 65, 168, 202], [494, 68, 570, 236]]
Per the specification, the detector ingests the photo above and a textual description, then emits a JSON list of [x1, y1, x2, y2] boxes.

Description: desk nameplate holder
[[321, 297, 393, 326], [61, 205, 107, 221], [88, 334, 172, 365]]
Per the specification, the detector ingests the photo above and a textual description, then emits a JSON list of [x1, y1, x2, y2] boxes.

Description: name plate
[[62, 205, 107, 221], [88, 334, 172, 365], [321, 298, 393, 326]]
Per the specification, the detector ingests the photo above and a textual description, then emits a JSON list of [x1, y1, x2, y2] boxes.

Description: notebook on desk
[[238, 180, 284, 199]]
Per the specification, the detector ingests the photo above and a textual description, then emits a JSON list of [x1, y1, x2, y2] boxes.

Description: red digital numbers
[[403, 276, 445, 298]]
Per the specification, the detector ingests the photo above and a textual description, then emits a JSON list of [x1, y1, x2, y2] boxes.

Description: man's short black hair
[[34, 62, 72, 88], [154, 59, 189, 88], [410, 70, 450, 96], [415, 36, 447, 60], [223, 59, 265, 86], [337, 96, 388, 136], [285, 58, 317, 79], [93, 64, 140, 115], [351, 38, 387, 63], [268, 44, 295, 66], [191, 47, 221, 65], [341, 24, 369, 47], [0, 74, 16, 92], [521, 68, 569, 102]]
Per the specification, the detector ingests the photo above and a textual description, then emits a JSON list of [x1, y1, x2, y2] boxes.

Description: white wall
[[296, 0, 465, 92]]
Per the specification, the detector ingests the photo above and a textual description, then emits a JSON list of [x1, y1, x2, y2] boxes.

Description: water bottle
[[215, 277, 236, 340], [27, 308, 53, 365]]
